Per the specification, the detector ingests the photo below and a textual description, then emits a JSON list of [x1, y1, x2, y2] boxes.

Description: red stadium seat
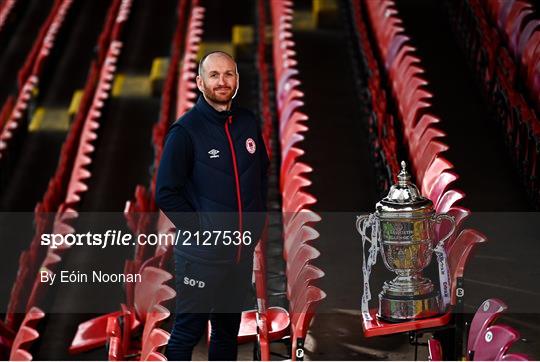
[[448, 229, 487, 305], [428, 338, 443, 361], [9, 349, 33, 361], [286, 244, 321, 288], [412, 140, 449, 181], [517, 19, 540, 60], [420, 157, 454, 193], [134, 267, 174, 323], [281, 133, 305, 164], [411, 127, 446, 161], [435, 189, 465, 213], [279, 100, 304, 132], [283, 209, 321, 243], [140, 328, 170, 361], [282, 162, 313, 190], [284, 225, 320, 262], [505, 3, 533, 55], [467, 298, 508, 360], [289, 286, 326, 361], [9, 327, 39, 360], [283, 176, 312, 207], [438, 205, 471, 251], [141, 304, 171, 348], [473, 325, 520, 361], [282, 191, 317, 220], [426, 170, 458, 205], [288, 263, 324, 300], [281, 147, 305, 178], [281, 116, 309, 147]]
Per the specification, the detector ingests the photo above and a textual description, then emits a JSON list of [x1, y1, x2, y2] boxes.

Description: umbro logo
[[208, 149, 220, 158]]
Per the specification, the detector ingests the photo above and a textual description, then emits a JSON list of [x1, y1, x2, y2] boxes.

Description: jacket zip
[[224, 115, 243, 263]]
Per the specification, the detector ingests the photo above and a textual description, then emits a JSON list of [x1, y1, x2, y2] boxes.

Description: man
[[156, 51, 269, 360]]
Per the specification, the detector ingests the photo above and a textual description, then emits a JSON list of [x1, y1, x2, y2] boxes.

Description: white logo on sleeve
[[246, 138, 256, 154], [208, 149, 220, 158]]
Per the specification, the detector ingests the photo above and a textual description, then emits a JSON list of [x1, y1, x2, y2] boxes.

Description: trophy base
[[377, 290, 442, 323]]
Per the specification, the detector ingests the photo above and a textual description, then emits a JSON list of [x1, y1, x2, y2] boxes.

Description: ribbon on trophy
[[434, 241, 450, 309], [356, 213, 379, 321]]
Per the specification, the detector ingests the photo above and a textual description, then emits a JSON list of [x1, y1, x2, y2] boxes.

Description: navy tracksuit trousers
[[165, 253, 253, 361]]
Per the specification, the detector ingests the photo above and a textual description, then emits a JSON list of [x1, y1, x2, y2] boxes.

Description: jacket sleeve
[[155, 125, 198, 230]]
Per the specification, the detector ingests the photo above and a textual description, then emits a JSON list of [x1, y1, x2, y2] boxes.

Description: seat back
[[290, 286, 326, 361], [448, 229, 487, 305], [141, 304, 171, 349], [428, 338, 443, 361], [9, 349, 33, 361], [286, 244, 320, 293], [288, 263, 325, 299], [435, 189, 465, 213], [285, 225, 320, 262], [284, 209, 321, 240], [467, 298, 508, 359], [134, 267, 173, 322], [281, 161, 311, 192], [9, 327, 39, 360], [427, 171, 458, 206], [140, 328, 170, 361], [473, 324, 520, 361]]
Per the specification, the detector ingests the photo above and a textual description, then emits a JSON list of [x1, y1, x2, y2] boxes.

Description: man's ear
[[196, 75, 203, 93], [232, 74, 239, 99]]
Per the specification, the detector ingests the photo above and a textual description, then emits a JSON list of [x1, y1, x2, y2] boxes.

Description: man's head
[[196, 51, 239, 111]]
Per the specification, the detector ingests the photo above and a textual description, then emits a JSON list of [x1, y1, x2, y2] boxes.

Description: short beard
[[201, 81, 236, 105]]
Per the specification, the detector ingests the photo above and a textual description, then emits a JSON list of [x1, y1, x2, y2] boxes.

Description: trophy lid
[[376, 161, 433, 214]]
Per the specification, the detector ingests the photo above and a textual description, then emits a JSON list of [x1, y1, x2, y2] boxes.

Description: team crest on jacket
[[246, 138, 256, 154]]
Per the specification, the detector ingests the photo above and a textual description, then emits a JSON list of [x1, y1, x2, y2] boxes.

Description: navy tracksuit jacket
[[156, 95, 269, 263]]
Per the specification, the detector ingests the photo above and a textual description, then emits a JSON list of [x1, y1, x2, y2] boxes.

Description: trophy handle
[[432, 214, 456, 248], [356, 215, 368, 233], [356, 214, 375, 244]]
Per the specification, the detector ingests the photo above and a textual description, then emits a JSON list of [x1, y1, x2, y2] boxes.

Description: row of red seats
[[256, 0, 273, 160], [0, 1, 134, 360], [69, 2, 200, 359], [350, 0, 401, 191], [482, 0, 540, 112], [482, 0, 540, 205], [271, 1, 326, 361], [16, 0, 66, 89], [123, 0, 192, 270], [150, 0, 190, 211], [355, 1, 488, 358], [1, 0, 94, 341], [0, 0, 73, 163], [175, 6, 204, 119], [446, 0, 540, 207], [429, 298, 532, 360], [243, 1, 294, 359]]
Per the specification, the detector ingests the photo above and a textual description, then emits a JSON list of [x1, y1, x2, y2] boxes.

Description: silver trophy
[[357, 162, 456, 322]]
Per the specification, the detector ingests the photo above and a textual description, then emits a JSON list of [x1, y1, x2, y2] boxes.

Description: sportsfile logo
[[208, 149, 220, 158]]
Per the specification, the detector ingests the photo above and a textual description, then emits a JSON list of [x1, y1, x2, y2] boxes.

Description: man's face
[[196, 54, 238, 105]]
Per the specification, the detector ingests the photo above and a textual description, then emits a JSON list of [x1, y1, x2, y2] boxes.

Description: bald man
[[156, 52, 269, 360]]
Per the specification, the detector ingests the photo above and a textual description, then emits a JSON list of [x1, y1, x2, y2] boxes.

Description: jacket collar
[[195, 95, 235, 125]]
